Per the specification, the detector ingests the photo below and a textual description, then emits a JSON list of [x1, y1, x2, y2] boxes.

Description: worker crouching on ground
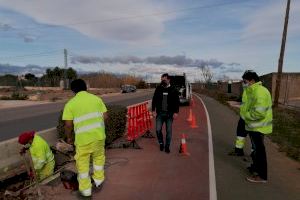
[[18, 131, 55, 180], [63, 79, 108, 198]]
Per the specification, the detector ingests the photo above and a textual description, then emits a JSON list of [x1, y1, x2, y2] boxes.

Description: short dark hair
[[71, 79, 87, 93], [242, 70, 260, 82], [161, 73, 170, 79]]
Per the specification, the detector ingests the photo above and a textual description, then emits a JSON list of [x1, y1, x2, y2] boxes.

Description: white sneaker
[[246, 175, 267, 183], [93, 179, 104, 187]]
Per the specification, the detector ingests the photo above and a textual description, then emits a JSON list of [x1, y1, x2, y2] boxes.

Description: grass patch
[[271, 107, 300, 161]]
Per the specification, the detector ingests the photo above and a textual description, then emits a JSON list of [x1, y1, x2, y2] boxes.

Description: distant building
[[260, 72, 300, 104]]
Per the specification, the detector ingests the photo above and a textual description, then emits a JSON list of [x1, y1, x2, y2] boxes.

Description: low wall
[[218, 82, 242, 97], [0, 128, 58, 181], [24, 87, 62, 91]]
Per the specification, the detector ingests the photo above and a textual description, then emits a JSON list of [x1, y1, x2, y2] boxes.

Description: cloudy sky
[[0, 0, 299, 82]]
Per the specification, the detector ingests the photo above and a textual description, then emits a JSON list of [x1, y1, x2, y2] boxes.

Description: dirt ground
[[0, 87, 121, 109], [0, 149, 77, 200]]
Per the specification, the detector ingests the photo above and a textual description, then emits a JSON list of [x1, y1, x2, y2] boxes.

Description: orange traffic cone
[[186, 108, 193, 122], [191, 97, 195, 107], [179, 133, 190, 156], [190, 114, 198, 128]]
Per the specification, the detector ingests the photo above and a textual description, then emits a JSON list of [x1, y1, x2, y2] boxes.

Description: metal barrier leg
[[106, 139, 142, 149], [126, 140, 142, 149], [142, 130, 155, 138]]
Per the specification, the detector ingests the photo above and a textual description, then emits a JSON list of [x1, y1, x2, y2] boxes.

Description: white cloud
[[241, 0, 300, 43], [73, 60, 245, 83], [71, 54, 228, 69], [1, 0, 298, 78], [0, 0, 177, 44]]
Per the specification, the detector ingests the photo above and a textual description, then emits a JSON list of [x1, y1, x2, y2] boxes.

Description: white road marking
[[194, 93, 217, 200]]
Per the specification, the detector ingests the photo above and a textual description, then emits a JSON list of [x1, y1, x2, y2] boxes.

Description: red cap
[[18, 131, 35, 145]]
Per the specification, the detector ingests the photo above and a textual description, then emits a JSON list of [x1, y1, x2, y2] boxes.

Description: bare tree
[[199, 64, 213, 84], [81, 71, 144, 88]]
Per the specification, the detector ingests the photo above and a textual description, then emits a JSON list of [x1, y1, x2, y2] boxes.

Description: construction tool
[[27, 149, 43, 199], [20, 151, 33, 185]]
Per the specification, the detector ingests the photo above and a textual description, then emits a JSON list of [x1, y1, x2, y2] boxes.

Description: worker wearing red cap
[[18, 131, 55, 180]]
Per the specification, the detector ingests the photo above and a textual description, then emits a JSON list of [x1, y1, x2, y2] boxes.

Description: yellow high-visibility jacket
[[62, 91, 107, 147], [241, 81, 273, 134], [29, 135, 55, 171]]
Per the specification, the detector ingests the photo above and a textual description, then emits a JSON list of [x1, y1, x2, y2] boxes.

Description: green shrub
[[57, 105, 127, 146], [0, 96, 11, 100], [11, 92, 28, 100], [0, 92, 28, 100], [57, 111, 73, 141], [104, 105, 127, 145]]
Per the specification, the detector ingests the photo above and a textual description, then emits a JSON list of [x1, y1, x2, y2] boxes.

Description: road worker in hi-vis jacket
[[240, 70, 273, 183], [18, 131, 55, 180], [63, 79, 107, 197]]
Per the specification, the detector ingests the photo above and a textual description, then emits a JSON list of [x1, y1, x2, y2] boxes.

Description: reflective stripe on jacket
[[29, 135, 55, 170], [62, 91, 107, 146], [240, 81, 273, 134]]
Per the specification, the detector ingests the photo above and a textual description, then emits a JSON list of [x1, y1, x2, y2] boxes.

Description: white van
[[169, 73, 192, 105]]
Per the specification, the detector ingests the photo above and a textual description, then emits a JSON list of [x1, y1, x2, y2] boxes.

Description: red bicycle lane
[[45, 95, 213, 200]]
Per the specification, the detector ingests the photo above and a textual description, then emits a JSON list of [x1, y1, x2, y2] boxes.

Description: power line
[[0, 50, 61, 60], [8, 0, 249, 32], [58, 0, 248, 26], [0, 1, 252, 63]]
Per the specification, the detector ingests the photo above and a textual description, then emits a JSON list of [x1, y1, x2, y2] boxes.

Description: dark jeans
[[236, 118, 247, 137], [156, 111, 174, 147], [248, 131, 268, 180]]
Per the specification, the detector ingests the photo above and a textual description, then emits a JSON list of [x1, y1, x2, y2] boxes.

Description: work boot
[[228, 148, 244, 156], [160, 144, 164, 151], [165, 146, 170, 153], [93, 181, 104, 193], [247, 164, 257, 175], [73, 191, 92, 200]]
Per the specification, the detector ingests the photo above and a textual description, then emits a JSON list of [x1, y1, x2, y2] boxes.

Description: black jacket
[[152, 84, 180, 113]]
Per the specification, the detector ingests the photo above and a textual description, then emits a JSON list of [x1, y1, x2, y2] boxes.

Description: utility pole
[[64, 48, 68, 89], [274, 0, 291, 107]]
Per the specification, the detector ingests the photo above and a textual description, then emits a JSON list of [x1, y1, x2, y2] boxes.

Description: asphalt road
[[0, 90, 153, 141]]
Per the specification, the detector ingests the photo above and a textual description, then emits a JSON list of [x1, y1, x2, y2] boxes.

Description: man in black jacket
[[152, 73, 180, 153]]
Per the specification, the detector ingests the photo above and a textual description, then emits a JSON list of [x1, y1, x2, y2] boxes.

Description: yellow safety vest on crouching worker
[[241, 81, 273, 134], [29, 135, 55, 172], [62, 91, 107, 146]]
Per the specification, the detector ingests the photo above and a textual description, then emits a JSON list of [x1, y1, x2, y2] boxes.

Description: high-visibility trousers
[[235, 118, 247, 149], [75, 140, 105, 196], [38, 159, 55, 180]]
